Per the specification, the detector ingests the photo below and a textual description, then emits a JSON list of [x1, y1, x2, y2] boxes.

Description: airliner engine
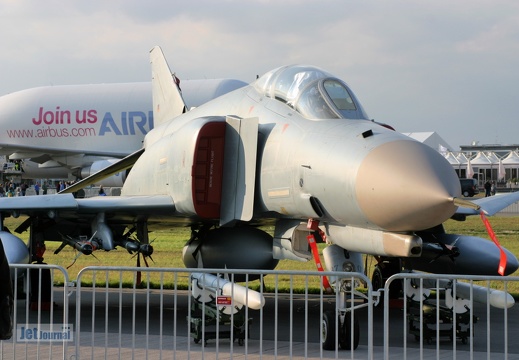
[[80, 159, 127, 187]]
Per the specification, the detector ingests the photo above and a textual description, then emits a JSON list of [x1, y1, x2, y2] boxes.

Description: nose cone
[[356, 140, 460, 231]]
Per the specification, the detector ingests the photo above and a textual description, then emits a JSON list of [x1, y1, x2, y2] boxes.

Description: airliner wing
[[60, 148, 144, 194], [0, 145, 127, 159]]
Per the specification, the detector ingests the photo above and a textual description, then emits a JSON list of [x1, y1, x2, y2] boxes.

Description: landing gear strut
[[318, 244, 366, 351]]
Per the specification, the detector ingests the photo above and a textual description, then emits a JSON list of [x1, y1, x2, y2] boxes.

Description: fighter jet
[[0, 78, 246, 184], [1, 46, 519, 350]]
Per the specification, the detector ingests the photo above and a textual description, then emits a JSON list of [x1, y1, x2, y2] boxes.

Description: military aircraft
[[1, 46, 519, 350], [0, 78, 247, 184]]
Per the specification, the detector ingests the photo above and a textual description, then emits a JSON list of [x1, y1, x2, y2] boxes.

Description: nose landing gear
[[322, 309, 360, 350]]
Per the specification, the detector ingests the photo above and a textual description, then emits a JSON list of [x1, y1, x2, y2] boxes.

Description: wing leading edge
[[0, 193, 175, 220]]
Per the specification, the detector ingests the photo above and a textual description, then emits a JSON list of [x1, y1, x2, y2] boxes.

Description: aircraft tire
[[372, 260, 403, 306], [321, 310, 336, 350], [372, 266, 384, 291], [339, 312, 360, 350]]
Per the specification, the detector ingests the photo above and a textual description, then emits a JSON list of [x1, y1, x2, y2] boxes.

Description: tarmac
[[2, 332, 518, 359]]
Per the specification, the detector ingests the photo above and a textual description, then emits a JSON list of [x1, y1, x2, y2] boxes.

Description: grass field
[[4, 215, 519, 294]]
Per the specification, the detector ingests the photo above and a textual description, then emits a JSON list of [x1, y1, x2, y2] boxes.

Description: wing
[[0, 193, 180, 255], [455, 192, 519, 216], [0, 193, 179, 230], [0, 144, 127, 160], [0, 193, 174, 218], [60, 148, 144, 194]]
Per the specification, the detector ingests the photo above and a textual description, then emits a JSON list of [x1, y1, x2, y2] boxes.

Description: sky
[[1, 0, 518, 150]]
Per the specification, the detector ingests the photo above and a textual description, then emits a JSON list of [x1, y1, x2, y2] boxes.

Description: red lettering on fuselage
[[32, 106, 98, 125]]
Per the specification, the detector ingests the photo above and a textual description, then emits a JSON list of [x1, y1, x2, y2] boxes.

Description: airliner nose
[[355, 139, 460, 231]]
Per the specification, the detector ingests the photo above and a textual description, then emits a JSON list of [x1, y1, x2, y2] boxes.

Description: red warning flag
[[307, 233, 332, 292], [480, 211, 507, 276]]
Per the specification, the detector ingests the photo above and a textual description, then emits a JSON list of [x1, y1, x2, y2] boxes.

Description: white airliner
[[0, 79, 247, 184]]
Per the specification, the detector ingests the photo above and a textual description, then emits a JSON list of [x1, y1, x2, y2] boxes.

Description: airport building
[[406, 132, 519, 191]]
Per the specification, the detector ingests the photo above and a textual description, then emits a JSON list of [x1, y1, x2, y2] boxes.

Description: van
[[460, 178, 479, 197]]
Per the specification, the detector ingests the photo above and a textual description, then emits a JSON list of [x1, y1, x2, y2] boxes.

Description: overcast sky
[[1, 0, 518, 150]]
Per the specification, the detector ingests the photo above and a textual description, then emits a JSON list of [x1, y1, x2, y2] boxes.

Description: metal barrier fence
[[498, 200, 519, 214], [4, 265, 519, 359], [383, 272, 519, 360], [1, 264, 72, 359], [74, 267, 373, 359]]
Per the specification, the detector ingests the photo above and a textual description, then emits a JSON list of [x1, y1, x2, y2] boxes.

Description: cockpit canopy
[[254, 65, 369, 120]]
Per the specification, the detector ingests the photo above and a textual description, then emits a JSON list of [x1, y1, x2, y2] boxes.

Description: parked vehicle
[[460, 178, 479, 197]]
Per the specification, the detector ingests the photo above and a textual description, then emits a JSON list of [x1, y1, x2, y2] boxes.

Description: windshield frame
[[254, 65, 369, 120]]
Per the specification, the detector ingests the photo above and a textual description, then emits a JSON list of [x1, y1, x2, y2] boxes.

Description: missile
[[408, 278, 514, 310], [115, 238, 154, 256], [73, 241, 95, 255], [445, 279, 515, 310], [191, 272, 265, 310], [139, 244, 153, 257]]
